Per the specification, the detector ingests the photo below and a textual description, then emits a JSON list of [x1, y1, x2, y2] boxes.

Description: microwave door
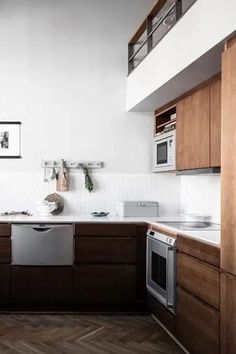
[[156, 141, 168, 166]]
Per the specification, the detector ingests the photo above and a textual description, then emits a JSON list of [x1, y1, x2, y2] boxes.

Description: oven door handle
[[166, 246, 176, 309]]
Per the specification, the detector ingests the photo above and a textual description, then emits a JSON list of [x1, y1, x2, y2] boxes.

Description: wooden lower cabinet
[[0, 265, 10, 305], [11, 266, 73, 307], [177, 252, 220, 310], [220, 272, 236, 354], [74, 265, 136, 305], [177, 287, 220, 354], [148, 293, 176, 335]]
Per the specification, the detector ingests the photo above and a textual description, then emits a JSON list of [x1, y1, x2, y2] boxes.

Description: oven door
[[146, 236, 176, 311]]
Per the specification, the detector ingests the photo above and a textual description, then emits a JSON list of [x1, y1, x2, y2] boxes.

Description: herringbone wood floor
[[0, 314, 184, 354]]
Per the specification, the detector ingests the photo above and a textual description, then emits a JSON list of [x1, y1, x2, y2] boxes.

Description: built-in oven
[[153, 130, 176, 172], [146, 228, 176, 313]]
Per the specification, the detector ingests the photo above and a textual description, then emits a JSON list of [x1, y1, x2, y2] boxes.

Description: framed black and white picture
[[0, 122, 21, 158]]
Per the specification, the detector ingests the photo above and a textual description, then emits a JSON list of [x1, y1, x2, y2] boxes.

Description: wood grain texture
[[210, 76, 221, 166], [177, 253, 220, 309], [0, 265, 10, 305], [0, 238, 10, 264], [177, 287, 220, 354], [176, 85, 210, 170], [0, 224, 11, 237], [75, 237, 136, 264], [11, 266, 73, 306], [177, 235, 220, 267], [148, 293, 176, 335], [0, 314, 184, 354], [221, 272, 236, 354], [74, 265, 136, 304], [74, 223, 137, 237], [221, 40, 236, 274]]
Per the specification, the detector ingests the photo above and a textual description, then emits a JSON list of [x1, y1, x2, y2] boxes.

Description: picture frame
[[0, 122, 21, 158]]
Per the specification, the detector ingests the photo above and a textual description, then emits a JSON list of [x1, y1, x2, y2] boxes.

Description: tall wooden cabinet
[[176, 77, 221, 170], [221, 37, 236, 354]]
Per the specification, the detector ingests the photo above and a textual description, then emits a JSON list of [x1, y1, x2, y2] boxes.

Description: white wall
[[180, 176, 220, 223], [0, 0, 156, 173], [0, 0, 183, 216], [127, 0, 236, 110]]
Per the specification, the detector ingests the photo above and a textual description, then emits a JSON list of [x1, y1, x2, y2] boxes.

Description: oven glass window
[[156, 142, 167, 165], [151, 252, 166, 290]]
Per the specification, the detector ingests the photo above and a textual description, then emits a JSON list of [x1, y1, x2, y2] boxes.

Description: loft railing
[[128, 0, 196, 74]]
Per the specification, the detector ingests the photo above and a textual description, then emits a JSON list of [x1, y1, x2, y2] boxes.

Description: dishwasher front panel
[[11, 224, 74, 265]]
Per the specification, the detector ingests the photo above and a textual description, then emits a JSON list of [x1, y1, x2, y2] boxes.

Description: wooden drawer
[[177, 235, 220, 267], [177, 253, 220, 310], [0, 265, 10, 305], [75, 237, 136, 264], [0, 238, 11, 263], [11, 266, 73, 306], [0, 224, 11, 237], [74, 223, 137, 237], [177, 287, 220, 354], [74, 265, 136, 304]]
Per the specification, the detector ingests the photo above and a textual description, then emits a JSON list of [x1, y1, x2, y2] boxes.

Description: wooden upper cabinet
[[210, 77, 221, 166], [176, 76, 221, 171], [221, 39, 236, 274], [176, 85, 210, 170]]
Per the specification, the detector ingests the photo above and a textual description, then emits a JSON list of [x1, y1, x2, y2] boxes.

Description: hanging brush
[[78, 163, 93, 192]]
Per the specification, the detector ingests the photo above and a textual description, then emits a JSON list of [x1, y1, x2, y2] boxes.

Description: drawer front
[[177, 253, 220, 309], [177, 235, 220, 267], [75, 237, 136, 264], [11, 266, 73, 305], [177, 287, 220, 354], [0, 265, 10, 304], [0, 238, 11, 263], [74, 265, 136, 304], [74, 223, 137, 237], [0, 224, 11, 237]]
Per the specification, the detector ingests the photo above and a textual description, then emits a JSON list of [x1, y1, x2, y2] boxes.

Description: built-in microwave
[[153, 130, 176, 172]]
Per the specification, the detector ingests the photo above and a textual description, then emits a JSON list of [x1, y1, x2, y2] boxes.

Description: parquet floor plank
[[0, 314, 184, 354]]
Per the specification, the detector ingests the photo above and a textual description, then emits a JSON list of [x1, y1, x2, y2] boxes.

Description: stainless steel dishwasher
[[11, 224, 73, 265]]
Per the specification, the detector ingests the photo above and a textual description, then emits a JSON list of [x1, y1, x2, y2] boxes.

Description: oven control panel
[[147, 229, 176, 246]]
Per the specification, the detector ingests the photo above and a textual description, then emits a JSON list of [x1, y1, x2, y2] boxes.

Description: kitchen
[[0, 0, 233, 354]]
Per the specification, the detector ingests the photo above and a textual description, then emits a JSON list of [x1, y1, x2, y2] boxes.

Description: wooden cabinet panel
[[210, 77, 221, 166], [177, 287, 219, 354], [0, 224, 11, 236], [11, 266, 73, 306], [221, 273, 236, 354], [74, 265, 136, 304], [176, 85, 210, 170], [177, 235, 220, 267], [221, 41, 236, 274], [0, 265, 10, 305], [148, 293, 176, 335], [74, 223, 137, 237], [75, 237, 136, 264], [0, 238, 11, 263], [177, 253, 220, 309]]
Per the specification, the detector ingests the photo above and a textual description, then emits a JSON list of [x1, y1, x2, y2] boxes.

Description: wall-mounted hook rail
[[41, 160, 103, 170]]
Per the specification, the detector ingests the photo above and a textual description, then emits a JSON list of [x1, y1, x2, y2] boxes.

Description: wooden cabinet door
[[221, 273, 236, 354], [74, 265, 136, 304], [11, 266, 73, 307], [177, 287, 220, 354], [210, 77, 221, 166], [0, 265, 10, 305], [221, 40, 236, 274], [176, 85, 210, 170], [177, 253, 220, 310]]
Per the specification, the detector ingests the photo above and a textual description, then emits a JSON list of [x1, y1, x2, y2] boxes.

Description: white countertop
[[0, 214, 220, 247]]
